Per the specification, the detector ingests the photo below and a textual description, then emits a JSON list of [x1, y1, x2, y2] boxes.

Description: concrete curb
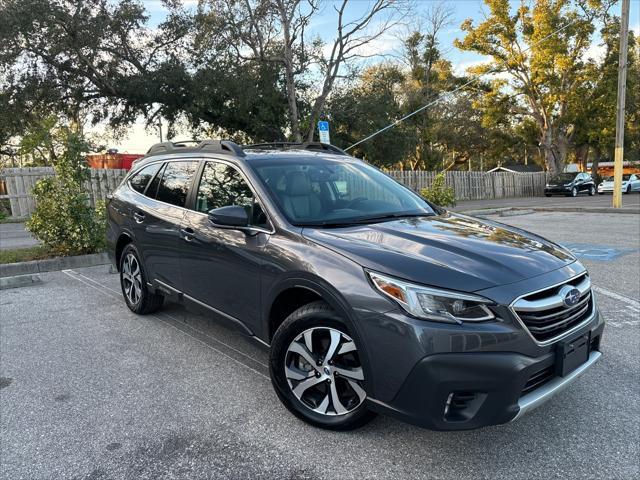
[[0, 273, 42, 290], [0, 252, 110, 278]]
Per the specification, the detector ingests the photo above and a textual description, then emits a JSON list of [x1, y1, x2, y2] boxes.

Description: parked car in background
[[107, 140, 604, 431], [544, 172, 596, 197], [598, 174, 640, 194]]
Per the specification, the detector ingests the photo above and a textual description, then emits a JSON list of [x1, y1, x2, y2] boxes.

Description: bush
[[26, 131, 106, 256], [420, 172, 456, 207]]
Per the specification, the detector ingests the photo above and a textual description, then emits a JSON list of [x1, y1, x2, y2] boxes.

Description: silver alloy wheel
[[572, 187, 577, 197], [122, 253, 142, 305], [284, 327, 366, 416]]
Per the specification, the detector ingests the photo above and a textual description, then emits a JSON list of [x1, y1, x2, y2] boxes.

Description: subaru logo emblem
[[560, 286, 581, 307]]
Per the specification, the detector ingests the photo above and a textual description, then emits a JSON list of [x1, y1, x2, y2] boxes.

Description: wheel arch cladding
[[115, 233, 133, 271], [268, 287, 323, 341]]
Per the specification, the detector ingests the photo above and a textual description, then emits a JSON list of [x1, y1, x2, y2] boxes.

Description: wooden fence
[[388, 171, 548, 201], [0, 167, 128, 219], [0, 167, 547, 219]]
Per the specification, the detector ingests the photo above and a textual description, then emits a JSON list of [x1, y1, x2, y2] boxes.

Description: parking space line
[[64, 269, 269, 369], [593, 286, 640, 309], [61, 269, 270, 380]]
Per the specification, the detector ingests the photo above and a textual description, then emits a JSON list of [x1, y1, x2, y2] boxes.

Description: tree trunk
[[575, 144, 590, 170], [283, 60, 302, 142], [540, 128, 565, 174], [591, 147, 601, 179]]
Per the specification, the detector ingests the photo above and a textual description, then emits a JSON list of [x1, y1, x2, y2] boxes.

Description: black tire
[[569, 187, 578, 197], [598, 192, 604, 195], [119, 244, 163, 314], [589, 185, 595, 196], [269, 301, 376, 430], [624, 185, 631, 194]]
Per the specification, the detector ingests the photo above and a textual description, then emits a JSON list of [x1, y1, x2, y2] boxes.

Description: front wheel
[[589, 185, 596, 196], [625, 185, 631, 194], [570, 187, 578, 197], [119, 244, 163, 314], [269, 301, 375, 430]]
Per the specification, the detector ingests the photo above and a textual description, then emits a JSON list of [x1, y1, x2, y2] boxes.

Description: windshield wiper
[[298, 212, 434, 229], [350, 212, 435, 224]]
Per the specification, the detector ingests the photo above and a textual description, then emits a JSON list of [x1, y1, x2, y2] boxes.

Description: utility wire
[[344, 17, 580, 151]]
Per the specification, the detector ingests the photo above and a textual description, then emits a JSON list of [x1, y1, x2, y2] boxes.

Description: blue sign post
[[318, 121, 330, 144]]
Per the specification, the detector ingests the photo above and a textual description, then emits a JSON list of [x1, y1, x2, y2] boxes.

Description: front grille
[[512, 273, 593, 343]]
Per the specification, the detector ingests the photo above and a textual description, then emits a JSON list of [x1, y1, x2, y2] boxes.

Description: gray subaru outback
[[106, 140, 604, 431]]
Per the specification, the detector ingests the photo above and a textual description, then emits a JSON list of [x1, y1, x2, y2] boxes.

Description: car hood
[[302, 212, 576, 292]]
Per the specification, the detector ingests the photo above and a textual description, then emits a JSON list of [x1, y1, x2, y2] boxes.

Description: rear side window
[[154, 161, 199, 207], [129, 163, 162, 194]]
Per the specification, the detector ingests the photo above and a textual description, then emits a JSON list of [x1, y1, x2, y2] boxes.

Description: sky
[[99, 0, 640, 153]]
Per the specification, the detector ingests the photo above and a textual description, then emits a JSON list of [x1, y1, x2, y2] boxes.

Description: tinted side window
[[145, 163, 165, 199], [129, 163, 162, 194], [155, 161, 199, 207], [195, 162, 269, 228]]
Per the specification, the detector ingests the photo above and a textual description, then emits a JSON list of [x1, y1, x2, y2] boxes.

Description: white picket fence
[[0, 167, 547, 219], [0, 167, 128, 219]]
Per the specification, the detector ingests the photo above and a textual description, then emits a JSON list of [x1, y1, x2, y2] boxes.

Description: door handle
[[181, 227, 195, 241], [133, 211, 145, 223]]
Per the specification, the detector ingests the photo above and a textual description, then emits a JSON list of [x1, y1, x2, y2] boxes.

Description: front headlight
[[368, 271, 495, 324]]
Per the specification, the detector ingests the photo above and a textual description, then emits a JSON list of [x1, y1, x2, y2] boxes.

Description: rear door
[[179, 160, 273, 333], [131, 159, 199, 289]]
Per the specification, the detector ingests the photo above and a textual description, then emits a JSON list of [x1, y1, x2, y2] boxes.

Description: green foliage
[[25, 131, 106, 256], [420, 172, 456, 207], [454, 0, 616, 173]]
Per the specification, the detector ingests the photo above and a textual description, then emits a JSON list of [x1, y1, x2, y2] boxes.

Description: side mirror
[[208, 205, 249, 228]]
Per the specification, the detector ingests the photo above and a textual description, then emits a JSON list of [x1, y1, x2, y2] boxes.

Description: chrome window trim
[[509, 272, 597, 347]]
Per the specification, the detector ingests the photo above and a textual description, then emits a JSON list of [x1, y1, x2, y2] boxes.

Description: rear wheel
[[589, 185, 595, 196], [270, 301, 375, 430], [119, 244, 163, 314], [570, 187, 578, 197], [625, 185, 631, 194]]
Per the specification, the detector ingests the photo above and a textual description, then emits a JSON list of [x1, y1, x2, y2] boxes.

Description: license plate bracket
[[555, 333, 590, 377]]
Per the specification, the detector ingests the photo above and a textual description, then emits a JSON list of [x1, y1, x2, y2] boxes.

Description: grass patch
[[0, 245, 54, 264]]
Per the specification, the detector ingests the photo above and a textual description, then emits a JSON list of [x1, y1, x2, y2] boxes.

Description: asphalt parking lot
[[1, 211, 639, 480]]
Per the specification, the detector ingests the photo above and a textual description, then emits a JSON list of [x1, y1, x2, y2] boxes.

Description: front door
[[179, 160, 272, 333]]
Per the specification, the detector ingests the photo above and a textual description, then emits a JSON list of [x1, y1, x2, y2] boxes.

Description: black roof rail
[[145, 139, 246, 157], [243, 142, 348, 156]]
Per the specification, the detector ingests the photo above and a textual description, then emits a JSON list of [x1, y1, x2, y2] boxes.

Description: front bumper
[[545, 186, 572, 195], [362, 298, 604, 431], [513, 349, 601, 421]]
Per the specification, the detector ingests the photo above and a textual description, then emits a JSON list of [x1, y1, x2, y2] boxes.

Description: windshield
[[549, 173, 575, 183], [249, 157, 436, 226]]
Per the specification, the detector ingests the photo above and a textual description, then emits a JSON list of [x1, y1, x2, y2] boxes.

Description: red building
[[85, 153, 143, 170]]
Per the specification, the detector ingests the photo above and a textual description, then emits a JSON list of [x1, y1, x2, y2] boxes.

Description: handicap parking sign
[[318, 121, 330, 144]]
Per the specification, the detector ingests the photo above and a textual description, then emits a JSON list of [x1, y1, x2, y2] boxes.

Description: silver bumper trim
[[512, 350, 602, 422]]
